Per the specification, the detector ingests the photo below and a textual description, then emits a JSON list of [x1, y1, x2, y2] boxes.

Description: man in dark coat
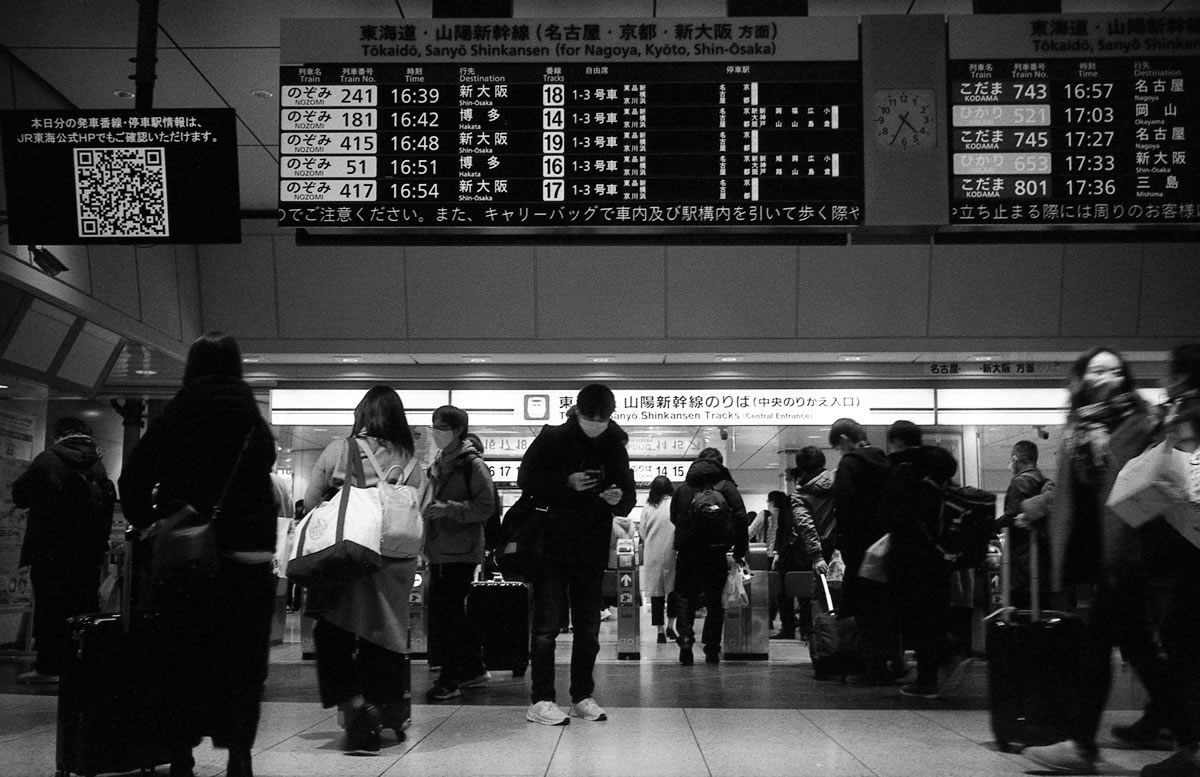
[[517, 384, 636, 726], [13, 416, 116, 683], [670, 447, 750, 665]]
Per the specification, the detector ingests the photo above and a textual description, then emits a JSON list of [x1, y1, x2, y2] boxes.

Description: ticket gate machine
[[722, 542, 770, 660], [615, 538, 640, 660]]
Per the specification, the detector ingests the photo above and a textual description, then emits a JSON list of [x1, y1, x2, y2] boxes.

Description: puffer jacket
[[423, 442, 495, 565], [787, 468, 836, 564]]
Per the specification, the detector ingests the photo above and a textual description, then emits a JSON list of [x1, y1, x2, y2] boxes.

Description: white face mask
[[578, 417, 609, 438], [432, 428, 457, 450]]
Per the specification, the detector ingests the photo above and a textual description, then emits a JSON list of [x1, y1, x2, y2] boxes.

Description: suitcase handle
[[817, 572, 835, 614], [986, 524, 1041, 624]]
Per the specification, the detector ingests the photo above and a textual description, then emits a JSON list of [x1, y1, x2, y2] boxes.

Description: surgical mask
[[432, 428, 457, 450], [578, 417, 609, 438]]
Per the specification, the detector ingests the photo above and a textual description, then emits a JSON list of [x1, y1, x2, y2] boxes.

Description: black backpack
[[688, 482, 736, 550], [931, 483, 996, 570]]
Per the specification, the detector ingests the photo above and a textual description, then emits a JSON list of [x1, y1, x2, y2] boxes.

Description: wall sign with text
[[278, 17, 862, 235]]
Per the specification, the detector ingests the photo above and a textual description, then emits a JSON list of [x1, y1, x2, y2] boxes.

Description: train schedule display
[[948, 13, 1200, 228], [278, 17, 862, 236]]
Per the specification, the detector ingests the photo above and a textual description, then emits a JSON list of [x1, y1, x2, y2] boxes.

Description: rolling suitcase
[[986, 527, 1085, 753], [808, 573, 863, 679], [57, 530, 171, 777], [466, 578, 530, 678]]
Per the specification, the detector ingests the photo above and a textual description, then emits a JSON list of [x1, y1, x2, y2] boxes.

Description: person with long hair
[[1021, 347, 1180, 774], [120, 332, 278, 777], [303, 385, 425, 752], [640, 475, 677, 643]]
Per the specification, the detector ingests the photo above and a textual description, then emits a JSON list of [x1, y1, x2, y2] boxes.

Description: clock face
[[873, 88, 937, 150]]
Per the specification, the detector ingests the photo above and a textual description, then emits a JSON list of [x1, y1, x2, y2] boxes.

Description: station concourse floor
[[0, 606, 1160, 777]]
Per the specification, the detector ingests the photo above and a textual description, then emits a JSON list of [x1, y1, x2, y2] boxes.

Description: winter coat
[[639, 499, 676, 597], [423, 441, 495, 565], [120, 376, 277, 555], [1022, 407, 1157, 591], [13, 435, 116, 568], [516, 417, 636, 570], [831, 444, 892, 556], [670, 458, 750, 559], [881, 446, 959, 569], [786, 468, 836, 565]]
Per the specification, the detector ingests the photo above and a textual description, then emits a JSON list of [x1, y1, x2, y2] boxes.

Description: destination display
[[948, 13, 1200, 227], [278, 18, 862, 234]]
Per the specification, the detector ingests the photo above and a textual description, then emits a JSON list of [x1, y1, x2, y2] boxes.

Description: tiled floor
[[0, 608, 1163, 777]]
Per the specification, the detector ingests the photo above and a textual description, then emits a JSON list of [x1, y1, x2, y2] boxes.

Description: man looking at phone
[[517, 384, 636, 726]]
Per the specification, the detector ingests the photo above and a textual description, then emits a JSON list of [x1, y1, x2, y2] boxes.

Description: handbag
[[722, 558, 749, 609], [147, 428, 255, 609], [1108, 434, 1191, 528], [288, 437, 384, 589], [494, 495, 548, 579], [358, 440, 423, 557], [858, 533, 891, 584]]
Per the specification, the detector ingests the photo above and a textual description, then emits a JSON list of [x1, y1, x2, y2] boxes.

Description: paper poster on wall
[[0, 408, 35, 461], [0, 457, 31, 610]]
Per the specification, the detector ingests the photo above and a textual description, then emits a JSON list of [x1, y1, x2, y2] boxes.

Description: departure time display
[[278, 17, 863, 235]]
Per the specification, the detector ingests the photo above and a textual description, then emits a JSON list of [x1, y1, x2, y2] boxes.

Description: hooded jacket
[[120, 375, 278, 555], [13, 434, 116, 567], [881, 445, 959, 567], [787, 468, 836, 563], [423, 441, 496, 565], [516, 416, 636, 570], [832, 443, 892, 555], [670, 457, 750, 559]]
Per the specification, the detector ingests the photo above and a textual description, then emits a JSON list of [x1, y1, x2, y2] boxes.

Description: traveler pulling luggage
[[466, 576, 530, 678], [57, 528, 172, 777], [986, 526, 1085, 753]]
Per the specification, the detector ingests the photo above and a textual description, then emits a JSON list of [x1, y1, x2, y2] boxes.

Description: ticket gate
[[722, 543, 770, 660], [614, 538, 640, 660], [408, 561, 429, 660]]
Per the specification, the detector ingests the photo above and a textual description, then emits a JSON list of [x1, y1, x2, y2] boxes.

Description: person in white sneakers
[[516, 385, 636, 726]]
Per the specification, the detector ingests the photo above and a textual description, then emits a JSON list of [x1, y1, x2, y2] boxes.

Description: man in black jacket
[[12, 417, 116, 683], [670, 448, 749, 665], [517, 384, 636, 726]]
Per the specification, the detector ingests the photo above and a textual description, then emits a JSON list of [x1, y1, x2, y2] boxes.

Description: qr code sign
[[74, 147, 169, 238]]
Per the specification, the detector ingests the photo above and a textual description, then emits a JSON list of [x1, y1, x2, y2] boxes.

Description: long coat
[[639, 500, 675, 597]]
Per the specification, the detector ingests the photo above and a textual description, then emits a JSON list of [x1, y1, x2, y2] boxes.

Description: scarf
[[1067, 390, 1140, 478]]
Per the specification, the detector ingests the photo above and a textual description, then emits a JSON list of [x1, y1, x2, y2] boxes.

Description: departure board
[[948, 13, 1200, 227], [278, 18, 862, 235]]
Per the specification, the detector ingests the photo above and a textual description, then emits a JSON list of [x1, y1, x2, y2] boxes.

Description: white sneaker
[[526, 700, 569, 726], [569, 697, 608, 721]]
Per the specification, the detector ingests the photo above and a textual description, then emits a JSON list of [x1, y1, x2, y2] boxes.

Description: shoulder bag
[[358, 439, 424, 557], [147, 428, 255, 610], [287, 437, 384, 588]]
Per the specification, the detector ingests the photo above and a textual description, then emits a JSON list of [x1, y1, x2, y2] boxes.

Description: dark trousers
[[773, 552, 811, 637], [162, 559, 276, 752], [650, 592, 677, 627], [428, 562, 486, 690], [1072, 576, 1194, 747], [313, 618, 408, 709], [30, 560, 101, 675], [675, 548, 728, 655], [530, 562, 603, 705], [894, 564, 951, 686]]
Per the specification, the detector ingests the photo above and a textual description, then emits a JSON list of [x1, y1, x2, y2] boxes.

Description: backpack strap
[[356, 438, 416, 485]]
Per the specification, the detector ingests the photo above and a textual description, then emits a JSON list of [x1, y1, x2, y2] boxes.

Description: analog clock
[[873, 88, 937, 150]]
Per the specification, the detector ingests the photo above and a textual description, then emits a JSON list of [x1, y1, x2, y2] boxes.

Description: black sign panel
[[948, 14, 1200, 228], [0, 109, 241, 245], [278, 18, 862, 235]]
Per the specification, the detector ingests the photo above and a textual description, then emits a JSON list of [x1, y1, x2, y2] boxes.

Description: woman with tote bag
[[303, 385, 426, 752]]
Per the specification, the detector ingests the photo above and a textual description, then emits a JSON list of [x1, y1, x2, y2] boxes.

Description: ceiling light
[[250, 89, 274, 99], [839, 354, 864, 362], [133, 369, 157, 376], [242, 357, 261, 363], [113, 89, 135, 99], [464, 356, 491, 363], [338, 356, 362, 363], [716, 356, 741, 363], [588, 356, 613, 363], [0, 384, 8, 390], [971, 354, 997, 362]]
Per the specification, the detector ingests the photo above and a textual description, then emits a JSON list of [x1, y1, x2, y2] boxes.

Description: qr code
[[74, 147, 169, 238]]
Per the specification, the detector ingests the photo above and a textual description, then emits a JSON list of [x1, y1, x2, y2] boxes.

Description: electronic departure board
[[948, 13, 1200, 227], [278, 18, 862, 235]]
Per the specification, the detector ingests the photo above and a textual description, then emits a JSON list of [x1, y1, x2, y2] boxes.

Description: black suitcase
[[808, 573, 864, 679], [57, 531, 171, 777], [466, 579, 530, 678], [986, 527, 1085, 753]]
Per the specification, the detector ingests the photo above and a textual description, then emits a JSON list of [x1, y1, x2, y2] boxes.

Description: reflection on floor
[[0, 607, 1157, 777]]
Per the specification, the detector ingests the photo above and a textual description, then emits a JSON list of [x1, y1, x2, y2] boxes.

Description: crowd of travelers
[[11, 332, 1200, 777]]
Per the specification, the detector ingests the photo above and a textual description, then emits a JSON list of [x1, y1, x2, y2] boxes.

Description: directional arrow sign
[[619, 574, 633, 588]]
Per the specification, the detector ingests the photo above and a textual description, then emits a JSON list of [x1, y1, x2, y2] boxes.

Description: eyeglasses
[[431, 423, 455, 431]]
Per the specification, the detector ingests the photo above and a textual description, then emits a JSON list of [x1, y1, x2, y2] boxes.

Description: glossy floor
[[0, 609, 1159, 777]]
